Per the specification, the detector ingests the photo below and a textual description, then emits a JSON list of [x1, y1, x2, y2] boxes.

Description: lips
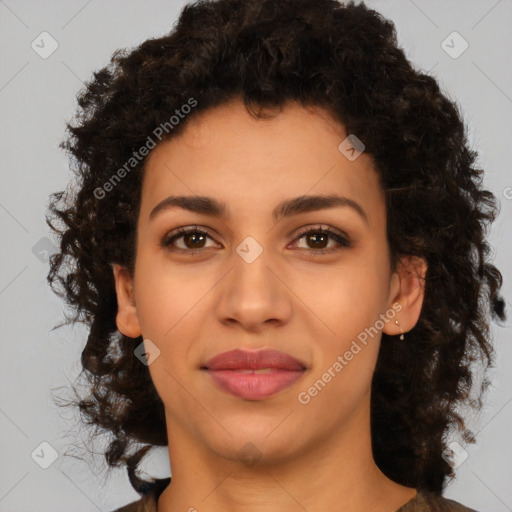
[[202, 349, 307, 400], [204, 349, 306, 371]]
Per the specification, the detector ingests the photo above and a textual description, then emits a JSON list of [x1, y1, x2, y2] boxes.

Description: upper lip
[[203, 349, 307, 371]]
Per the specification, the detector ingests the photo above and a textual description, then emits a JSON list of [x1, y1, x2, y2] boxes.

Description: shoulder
[[110, 494, 152, 512], [111, 483, 478, 512], [397, 490, 478, 512], [110, 476, 171, 512]]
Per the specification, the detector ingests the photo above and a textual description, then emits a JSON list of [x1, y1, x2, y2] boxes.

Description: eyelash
[[161, 224, 351, 256]]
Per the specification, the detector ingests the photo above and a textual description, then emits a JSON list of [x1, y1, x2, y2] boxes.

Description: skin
[[113, 99, 427, 512]]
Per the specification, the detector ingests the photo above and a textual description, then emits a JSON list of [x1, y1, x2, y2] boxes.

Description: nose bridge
[[215, 233, 291, 330], [231, 233, 278, 302], [235, 237, 273, 287]]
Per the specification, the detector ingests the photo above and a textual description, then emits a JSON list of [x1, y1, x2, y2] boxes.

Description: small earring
[[395, 319, 405, 340]]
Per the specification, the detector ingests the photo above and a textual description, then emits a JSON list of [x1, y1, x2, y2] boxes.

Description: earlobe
[[112, 263, 142, 338], [383, 256, 427, 337]]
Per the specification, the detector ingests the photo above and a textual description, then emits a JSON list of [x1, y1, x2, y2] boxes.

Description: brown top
[[111, 477, 477, 512]]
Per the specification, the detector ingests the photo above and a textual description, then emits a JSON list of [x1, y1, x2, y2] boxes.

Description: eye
[[161, 226, 219, 253], [161, 224, 351, 256], [289, 225, 351, 255]]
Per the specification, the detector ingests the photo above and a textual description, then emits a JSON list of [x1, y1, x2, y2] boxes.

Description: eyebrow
[[149, 194, 369, 225]]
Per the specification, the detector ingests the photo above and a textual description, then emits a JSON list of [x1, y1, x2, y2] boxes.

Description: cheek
[[297, 269, 385, 413], [300, 255, 390, 397], [133, 246, 211, 335], [307, 260, 389, 338]]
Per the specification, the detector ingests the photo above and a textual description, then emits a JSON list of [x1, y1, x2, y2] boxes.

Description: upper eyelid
[[293, 224, 349, 239]]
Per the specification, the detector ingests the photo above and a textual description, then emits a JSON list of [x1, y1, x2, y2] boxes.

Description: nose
[[214, 241, 293, 333]]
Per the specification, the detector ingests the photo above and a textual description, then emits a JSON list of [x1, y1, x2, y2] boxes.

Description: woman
[[47, 0, 506, 511]]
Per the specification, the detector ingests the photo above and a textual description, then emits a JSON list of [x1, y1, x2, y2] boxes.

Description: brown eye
[[180, 231, 207, 249], [304, 232, 329, 249], [291, 226, 351, 255], [161, 224, 351, 256], [161, 227, 217, 252]]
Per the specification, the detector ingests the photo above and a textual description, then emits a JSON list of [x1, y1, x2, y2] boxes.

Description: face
[[114, 99, 424, 467]]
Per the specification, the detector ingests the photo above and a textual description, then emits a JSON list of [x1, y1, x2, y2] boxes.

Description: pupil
[[309, 233, 327, 248], [186, 233, 205, 248]]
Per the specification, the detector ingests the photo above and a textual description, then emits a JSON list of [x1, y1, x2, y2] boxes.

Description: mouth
[[201, 349, 308, 400]]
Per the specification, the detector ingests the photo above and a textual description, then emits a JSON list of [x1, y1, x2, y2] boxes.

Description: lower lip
[[204, 369, 306, 400]]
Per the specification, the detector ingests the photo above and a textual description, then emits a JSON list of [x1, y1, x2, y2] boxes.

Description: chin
[[198, 412, 310, 467]]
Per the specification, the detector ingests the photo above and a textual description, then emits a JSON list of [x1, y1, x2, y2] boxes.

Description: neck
[[157, 394, 416, 512]]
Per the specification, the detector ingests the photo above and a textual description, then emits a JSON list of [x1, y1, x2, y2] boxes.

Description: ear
[[112, 263, 142, 338], [383, 256, 427, 337]]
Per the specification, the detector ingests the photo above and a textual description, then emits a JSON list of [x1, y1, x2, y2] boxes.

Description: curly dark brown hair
[[47, 0, 506, 498]]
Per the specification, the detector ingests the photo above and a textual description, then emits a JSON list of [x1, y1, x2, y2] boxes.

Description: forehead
[[141, 100, 385, 225]]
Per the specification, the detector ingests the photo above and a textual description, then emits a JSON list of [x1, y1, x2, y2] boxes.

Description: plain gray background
[[0, 0, 511, 511]]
